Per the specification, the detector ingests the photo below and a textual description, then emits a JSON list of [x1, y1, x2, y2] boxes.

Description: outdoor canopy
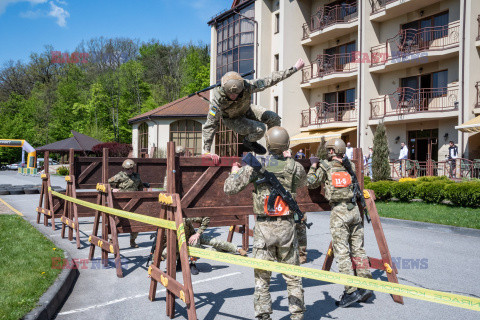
[[289, 127, 357, 147], [455, 115, 480, 133], [35, 131, 103, 154]]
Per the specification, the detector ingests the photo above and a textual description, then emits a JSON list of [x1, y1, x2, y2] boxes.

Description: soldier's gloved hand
[[112, 188, 119, 192], [294, 58, 305, 71], [309, 156, 319, 167], [202, 152, 220, 165], [283, 150, 292, 158], [232, 162, 241, 174], [188, 233, 201, 245]]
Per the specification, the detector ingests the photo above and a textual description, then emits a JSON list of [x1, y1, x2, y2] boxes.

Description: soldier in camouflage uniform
[[203, 59, 305, 159], [108, 159, 144, 248], [307, 139, 373, 308], [162, 215, 247, 275], [224, 127, 306, 320]]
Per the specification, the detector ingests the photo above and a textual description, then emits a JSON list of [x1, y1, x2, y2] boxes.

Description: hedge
[[366, 180, 395, 201], [444, 181, 480, 208], [416, 182, 448, 204], [392, 181, 416, 202], [56, 166, 69, 176]]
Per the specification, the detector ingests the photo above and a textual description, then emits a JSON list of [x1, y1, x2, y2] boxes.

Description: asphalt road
[[1, 171, 479, 320]]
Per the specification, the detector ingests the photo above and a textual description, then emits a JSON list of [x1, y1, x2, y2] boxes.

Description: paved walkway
[[1, 171, 479, 320]]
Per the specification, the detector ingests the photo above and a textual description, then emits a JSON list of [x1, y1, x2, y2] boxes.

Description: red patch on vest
[[264, 196, 290, 216], [331, 172, 352, 188]]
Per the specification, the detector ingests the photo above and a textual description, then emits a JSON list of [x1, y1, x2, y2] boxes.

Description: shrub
[[364, 176, 371, 184], [399, 177, 417, 183], [392, 181, 416, 202], [444, 182, 480, 207], [416, 182, 447, 204], [367, 180, 395, 201], [92, 142, 132, 157], [417, 176, 450, 183], [56, 166, 69, 176], [372, 123, 391, 181]]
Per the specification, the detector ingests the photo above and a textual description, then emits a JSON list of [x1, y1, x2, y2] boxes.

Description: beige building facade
[[209, 0, 480, 161]]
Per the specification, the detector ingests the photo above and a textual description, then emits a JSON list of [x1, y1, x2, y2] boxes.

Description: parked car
[[6, 162, 23, 170], [37, 158, 59, 167]]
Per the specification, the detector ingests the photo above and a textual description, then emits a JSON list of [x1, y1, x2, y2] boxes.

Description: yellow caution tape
[[159, 193, 174, 205], [177, 223, 186, 250], [384, 263, 393, 274], [188, 247, 480, 312], [50, 190, 177, 230], [160, 275, 169, 287], [179, 290, 186, 303], [363, 190, 370, 199]]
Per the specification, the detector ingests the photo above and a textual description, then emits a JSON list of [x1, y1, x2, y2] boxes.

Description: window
[[274, 13, 280, 34], [169, 120, 202, 156], [215, 4, 255, 82], [274, 54, 279, 71], [274, 96, 279, 114], [138, 122, 148, 156], [401, 11, 449, 48]]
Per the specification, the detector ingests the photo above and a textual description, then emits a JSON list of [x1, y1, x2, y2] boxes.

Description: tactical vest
[[252, 157, 297, 216], [320, 160, 354, 203]]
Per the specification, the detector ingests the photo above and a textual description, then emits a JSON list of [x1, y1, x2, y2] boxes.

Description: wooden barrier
[[36, 151, 58, 229]]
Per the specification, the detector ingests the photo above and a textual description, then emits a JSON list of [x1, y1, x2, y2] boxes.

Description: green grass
[[0, 215, 64, 320], [376, 202, 480, 229]]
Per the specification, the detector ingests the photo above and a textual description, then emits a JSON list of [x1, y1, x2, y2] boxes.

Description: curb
[[379, 216, 480, 238], [23, 251, 79, 320]]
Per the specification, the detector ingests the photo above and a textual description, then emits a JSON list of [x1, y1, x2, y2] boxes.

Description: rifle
[[242, 153, 312, 229], [187, 70, 255, 98], [341, 156, 371, 223], [146, 232, 157, 267]]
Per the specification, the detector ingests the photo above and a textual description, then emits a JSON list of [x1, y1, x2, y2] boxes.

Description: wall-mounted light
[[419, 67, 423, 73], [336, 84, 340, 90], [336, 39, 340, 44], [395, 136, 400, 144], [443, 133, 449, 141], [420, 10, 425, 17]]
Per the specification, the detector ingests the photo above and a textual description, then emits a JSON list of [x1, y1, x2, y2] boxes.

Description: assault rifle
[[187, 70, 255, 98], [146, 232, 157, 267], [242, 153, 312, 229], [341, 156, 371, 223]]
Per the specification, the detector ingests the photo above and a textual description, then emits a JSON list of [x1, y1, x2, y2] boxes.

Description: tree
[[372, 123, 391, 181], [316, 137, 328, 160]]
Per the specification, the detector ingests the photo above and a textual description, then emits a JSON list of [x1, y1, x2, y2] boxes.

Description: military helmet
[[175, 146, 185, 154], [221, 71, 244, 95], [325, 138, 346, 155], [122, 159, 135, 169], [265, 127, 290, 154]]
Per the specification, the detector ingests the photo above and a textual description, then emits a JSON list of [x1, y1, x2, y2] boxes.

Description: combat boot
[[256, 314, 271, 320], [238, 248, 248, 256], [335, 290, 361, 308], [243, 138, 266, 155], [130, 239, 139, 248], [357, 288, 373, 302], [190, 262, 199, 275]]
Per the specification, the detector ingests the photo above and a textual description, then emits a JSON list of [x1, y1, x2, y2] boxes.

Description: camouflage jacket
[[108, 171, 143, 191], [184, 217, 210, 239], [224, 155, 306, 215], [306, 159, 355, 203], [202, 67, 298, 152]]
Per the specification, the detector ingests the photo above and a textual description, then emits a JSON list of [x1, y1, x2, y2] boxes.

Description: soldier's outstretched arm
[[248, 58, 304, 93], [196, 217, 210, 235], [108, 173, 120, 188], [224, 165, 257, 195]]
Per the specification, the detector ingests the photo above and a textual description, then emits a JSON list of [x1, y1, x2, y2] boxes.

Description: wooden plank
[[181, 166, 221, 208], [88, 235, 115, 254], [149, 266, 190, 304], [77, 161, 101, 185]]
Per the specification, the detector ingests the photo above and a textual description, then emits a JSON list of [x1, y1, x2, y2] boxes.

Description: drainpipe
[[358, 0, 363, 147], [460, 0, 466, 157]]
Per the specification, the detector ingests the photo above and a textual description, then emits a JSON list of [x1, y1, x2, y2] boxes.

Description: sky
[[0, 0, 230, 66]]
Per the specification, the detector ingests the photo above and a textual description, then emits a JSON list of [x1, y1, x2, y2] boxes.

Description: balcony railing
[[370, 0, 403, 14], [301, 53, 358, 83], [389, 158, 479, 179], [477, 15, 480, 41], [302, 3, 358, 40], [301, 102, 357, 127], [370, 85, 459, 119], [476, 81, 480, 108], [370, 21, 460, 67]]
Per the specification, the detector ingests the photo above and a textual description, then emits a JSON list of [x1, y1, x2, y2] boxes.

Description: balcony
[[477, 15, 480, 47], [370, 21, 460, 73], [370, 85, 459, 121], [475, 81, 480, 114], [301, 3, 358, 46], [370, 0, 444, 22], [301, 102, 357, 129], [301, 53, 358, 88]]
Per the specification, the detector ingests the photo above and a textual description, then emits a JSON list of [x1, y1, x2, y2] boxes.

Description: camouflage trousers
[[253, 218, 305, 320], [223, 104, 281, 143], [330, 202, 372, 294], [162, 234, 238, 259], [295, 216, 307, 260]]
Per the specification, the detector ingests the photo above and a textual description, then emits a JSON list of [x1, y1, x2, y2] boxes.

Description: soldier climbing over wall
[[203, 58, 305, 162]]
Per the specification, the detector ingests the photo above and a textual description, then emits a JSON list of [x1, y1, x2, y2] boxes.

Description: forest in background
[[0, 37, 210, 163]]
